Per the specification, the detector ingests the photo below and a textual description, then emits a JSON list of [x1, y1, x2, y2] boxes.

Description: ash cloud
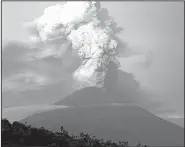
[[25, 1, 124, 89]]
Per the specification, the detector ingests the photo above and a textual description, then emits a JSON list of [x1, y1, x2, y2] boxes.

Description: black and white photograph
[[1, 1, 184, 147]]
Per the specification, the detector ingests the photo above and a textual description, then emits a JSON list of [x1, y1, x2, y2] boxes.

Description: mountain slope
[[166, 117, 184, 128], [54, 86, 144, 107], [54, 87, 111, 107], [21, 105, 184, 146]]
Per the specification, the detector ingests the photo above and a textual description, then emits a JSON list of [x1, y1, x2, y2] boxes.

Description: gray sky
[[2, 2, 184, 118]]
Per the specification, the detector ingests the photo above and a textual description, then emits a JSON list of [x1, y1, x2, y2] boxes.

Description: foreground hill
[[2, 118, 147, 147], [21, 105, 184, 146]]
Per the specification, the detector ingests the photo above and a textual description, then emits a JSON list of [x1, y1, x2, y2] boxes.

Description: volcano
[[54, 70, 145, 107], [21, 87, 184, 146], [6, 1, 184, 146]]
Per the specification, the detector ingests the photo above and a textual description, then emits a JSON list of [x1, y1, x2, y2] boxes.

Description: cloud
[[167, 115, 184, 119], [118, 43, 153, 73], [2, 71, 51, 92], [1, 39, 78, 107], [2, 40, 77, 92], [2, 42, 31, 78]]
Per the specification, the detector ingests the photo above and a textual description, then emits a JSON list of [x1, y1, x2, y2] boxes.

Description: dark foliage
[[2, 119, 147, 147]]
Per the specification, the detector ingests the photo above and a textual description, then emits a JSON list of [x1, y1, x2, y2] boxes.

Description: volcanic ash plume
[[28, 1, 123, 88]]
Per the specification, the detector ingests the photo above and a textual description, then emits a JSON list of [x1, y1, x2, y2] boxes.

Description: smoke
[[25, 1, 124, 88]]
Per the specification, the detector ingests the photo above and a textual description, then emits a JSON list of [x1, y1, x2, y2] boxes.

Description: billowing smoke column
[[28, 1, 123, 88]]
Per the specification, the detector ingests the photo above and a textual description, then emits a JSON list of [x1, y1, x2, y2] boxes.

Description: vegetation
[[2, 119, 147, 147]]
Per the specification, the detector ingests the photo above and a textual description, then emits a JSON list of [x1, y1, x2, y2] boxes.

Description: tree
[[1, 119, 148, 147]]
